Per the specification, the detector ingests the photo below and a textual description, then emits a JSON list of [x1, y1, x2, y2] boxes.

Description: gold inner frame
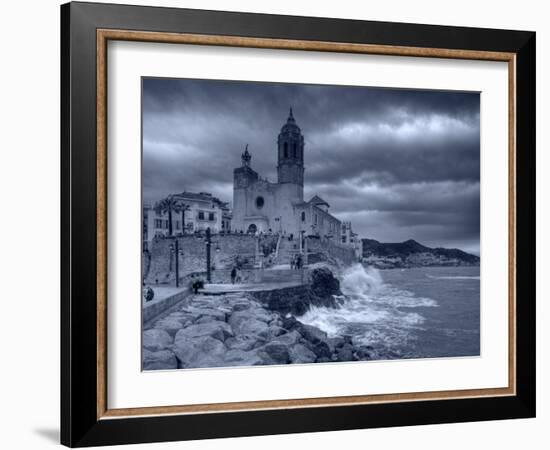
[[96, 29, 517, 420]]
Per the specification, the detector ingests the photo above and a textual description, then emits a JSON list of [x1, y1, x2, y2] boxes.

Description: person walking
[[230, 266, 237, 284]]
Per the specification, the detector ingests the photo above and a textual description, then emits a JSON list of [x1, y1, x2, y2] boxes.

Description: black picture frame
[[61, 1, 536, 447]]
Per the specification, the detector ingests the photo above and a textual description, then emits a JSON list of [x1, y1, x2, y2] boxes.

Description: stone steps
[[273, 238, 301, 265]]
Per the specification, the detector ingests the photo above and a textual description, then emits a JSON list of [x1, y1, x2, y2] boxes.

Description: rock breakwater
[[143, 282, 385, 370]]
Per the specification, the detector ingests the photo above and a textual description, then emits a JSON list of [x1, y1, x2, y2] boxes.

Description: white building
[[143, 192, 231, 250], [232, 109, 342, 239]]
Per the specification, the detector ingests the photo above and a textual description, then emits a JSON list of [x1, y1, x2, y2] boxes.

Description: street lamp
[[204, 227, 222, 283], [169, 240, 184, 287]]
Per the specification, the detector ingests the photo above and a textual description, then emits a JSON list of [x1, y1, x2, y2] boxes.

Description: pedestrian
[[230, 266, 237, 284], [143, 285, 154, 302]]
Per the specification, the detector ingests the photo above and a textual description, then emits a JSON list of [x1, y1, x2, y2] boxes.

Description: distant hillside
[[362, 238, 480, 269]]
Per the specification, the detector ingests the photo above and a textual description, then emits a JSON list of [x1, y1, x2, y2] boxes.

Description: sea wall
[[145, 234, 257, 284], [252, 267, 342, 315], [307, 238, 356, 266], [143, 289, 191, 325]]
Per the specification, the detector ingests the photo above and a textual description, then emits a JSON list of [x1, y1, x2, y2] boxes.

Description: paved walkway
[[199, 281, 304, 295]]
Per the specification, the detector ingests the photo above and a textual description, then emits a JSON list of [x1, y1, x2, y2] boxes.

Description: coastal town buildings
[[342, 221, 363, 260], [143, 192, 231, 250]]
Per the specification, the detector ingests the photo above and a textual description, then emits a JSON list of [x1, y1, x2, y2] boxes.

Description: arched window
[[283, 142, 288, 158], [293, 143, 297, 158], [301, 211, 306, 222]]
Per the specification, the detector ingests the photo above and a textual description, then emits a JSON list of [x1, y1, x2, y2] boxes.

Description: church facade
[[232, 109, 342, 240]]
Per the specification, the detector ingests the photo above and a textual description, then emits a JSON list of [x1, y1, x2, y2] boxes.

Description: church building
[[232, 109, 342, 240]]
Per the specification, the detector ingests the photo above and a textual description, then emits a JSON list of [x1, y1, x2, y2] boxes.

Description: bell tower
[[277, 108, 305, 186]]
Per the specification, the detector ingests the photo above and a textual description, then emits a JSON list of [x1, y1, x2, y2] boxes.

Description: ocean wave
[[298, 264, 436, 346]]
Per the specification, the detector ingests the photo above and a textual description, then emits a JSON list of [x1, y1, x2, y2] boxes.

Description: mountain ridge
[[362, 238, 480, 269]]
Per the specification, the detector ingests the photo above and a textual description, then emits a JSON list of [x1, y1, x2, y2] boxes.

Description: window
[[301, 211, 306, 222], [209, 212, 215, 221], [342, 236, 347, 243], [283, 142, 288, 158], [255, 196, 264, 209], [293, 143, 297, 158], [154, 219, 163, 228], [314, 214, 318, 225], [198, 211, 205, 220], [164, 220, 169, 229], [175, 221, 180, 230]]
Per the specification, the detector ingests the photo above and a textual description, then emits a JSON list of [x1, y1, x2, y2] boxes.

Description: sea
[[299, 264, 480, 360]]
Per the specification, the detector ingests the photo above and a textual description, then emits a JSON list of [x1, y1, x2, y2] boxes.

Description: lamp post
[[204, 228, 221, 283], [169, 240, 183, 287]]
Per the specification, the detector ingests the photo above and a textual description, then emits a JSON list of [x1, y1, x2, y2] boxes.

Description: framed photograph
[[61, 2, 536, 447]]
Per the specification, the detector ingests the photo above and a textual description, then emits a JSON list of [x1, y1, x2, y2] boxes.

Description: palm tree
[[154, 195, 180, 236], [178, 203, 191, 234]]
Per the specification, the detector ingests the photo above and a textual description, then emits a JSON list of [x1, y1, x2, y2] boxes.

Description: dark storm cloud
[[143, 77, 480, 252]]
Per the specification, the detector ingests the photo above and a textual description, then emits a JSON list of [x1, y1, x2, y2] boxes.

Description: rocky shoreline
[[143, 268, 389, 370]]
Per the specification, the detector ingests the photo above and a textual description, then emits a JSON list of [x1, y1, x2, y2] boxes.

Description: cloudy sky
[[143, 78, 480, 254]]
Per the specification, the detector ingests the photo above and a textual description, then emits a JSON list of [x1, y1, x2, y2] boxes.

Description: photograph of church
[[141, 77, 481, 371], [232, 108, 342, 240]]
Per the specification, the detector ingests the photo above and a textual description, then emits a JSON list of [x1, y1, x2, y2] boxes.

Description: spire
[[241, 144, 251, 167], [287, 107, 295, 123]]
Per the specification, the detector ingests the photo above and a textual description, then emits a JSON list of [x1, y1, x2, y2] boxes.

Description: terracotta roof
[[173, 191, 228, 208], [309, 195, 330, 207]]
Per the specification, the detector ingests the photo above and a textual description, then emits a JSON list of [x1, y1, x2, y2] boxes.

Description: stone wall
[[143, 289, 191, 325], [307, 238, 356, 266], [145, 234, 257, 284]]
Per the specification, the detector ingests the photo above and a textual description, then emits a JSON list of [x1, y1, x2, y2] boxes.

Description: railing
[[274, 233, 282, 259]]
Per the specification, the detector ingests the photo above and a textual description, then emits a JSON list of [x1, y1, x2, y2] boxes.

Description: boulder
[[326, 336, 346, 353], [335, 343, 354, 362], [288, 344, 317, 364], [299, 334, 332, 359], [352, 346, 373, 361], [280, 315, 301, 331], [143, 329, 173, 351], [175, 321, 233, 342], [142, 349, 178, 370], [299, 324, 328, 345], [223, 349, 265, 366], [168, 312, 196, 327], [182, 307, 227, 322], [253, 287, 310, 316], [225, 335, 264, 352], [258, 343, 290, 364], [231, 300, 253, 312], [173, 335, 226, 368], [248, 308, 274, 323], [269, 330, 302, 347], [154, 318, 184, 337], [309, 267, 341, 298], [258, 325, 286, 341], [228, 313, 269, 337], [317, 356, 332, 363]]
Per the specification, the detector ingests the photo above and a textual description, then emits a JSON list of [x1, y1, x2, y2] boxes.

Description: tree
[[178, 203, 191, 234], [154, 195, 180, 236]]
